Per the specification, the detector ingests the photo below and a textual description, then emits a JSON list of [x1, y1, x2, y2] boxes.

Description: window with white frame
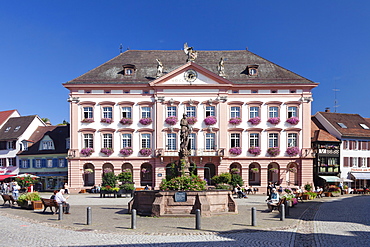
[[0, 158, 6, 166], [7, 141, 15, 150], [287, 106, 297, 118], [249, 133, 259, 147], [59, 159, 65, 167], [41, 140, 54, 150], [167, 133, 177, 150], [269, 106, 279, 118], [103, 107, 113, 119], [250, 106, 259, 118], [205, 133, 215, 150], [268, 133, 279, 147], [8, 158, 16, 166], [287, 133, 297, 147], [103, 134, 113, 148], [167, 106, 177, 117], [141, 107, 151, 118], [205, 106, 215, 117], [230, 133, 240, 148], [83, 107, 93, 119], [83, 134, 94, 148], [21, 160, 28, 168], [47, 159, 53, 168], [141, 133, 151, 148], [122, 134, 132, 148], [352, 157, 358, 167], [35, 159, 41, 168], [230, 107, 240, 118], [189, 133, 196, 150], [122, 107, 132, 118], [186, 106, 196, 117]]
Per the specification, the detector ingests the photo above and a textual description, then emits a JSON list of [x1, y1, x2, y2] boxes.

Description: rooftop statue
[[217, 57, 226, 77], [156, 59, 163, 78], [183, 43, 197, 62]]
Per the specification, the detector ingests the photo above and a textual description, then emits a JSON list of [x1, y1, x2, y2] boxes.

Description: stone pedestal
[[128, 190, 237, 217]]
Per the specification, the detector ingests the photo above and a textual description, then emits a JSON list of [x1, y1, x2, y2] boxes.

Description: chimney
[[325, 107, 330, 113]]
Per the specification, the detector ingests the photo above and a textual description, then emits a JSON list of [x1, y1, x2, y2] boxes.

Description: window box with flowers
[[229, 117, 242, 125], [230, 168, 240, 174], [267, 117, 280, 125], [248, 146, 261, 156], [80, 147, 94, 156], [81, 118, 94, 123], [229, 147, 242, 155], [269, 168, 279, 174], [251, 168, 260, 173], [286, 117, 299, 125], [248, 117, 261, 125], [204, 116, 217, 125], [267, 147, 280, 157], [139, 148, 152, 156], [186, 117, 197, 125], [120, 147, 133, 156], [165, 116, 178, 125], [101, 118, 113, 124], [139, 118, 153, 125], [286, 146, 300, 156], [120, 118, 133, 125], [84, 168, 94, 174], [100, 148, 114, 156]]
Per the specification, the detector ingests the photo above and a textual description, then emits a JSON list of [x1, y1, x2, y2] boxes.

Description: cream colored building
[[63, 46, 318, 193]]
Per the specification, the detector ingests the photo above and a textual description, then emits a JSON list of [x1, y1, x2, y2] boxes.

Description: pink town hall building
[[63, 45, 318, 193]]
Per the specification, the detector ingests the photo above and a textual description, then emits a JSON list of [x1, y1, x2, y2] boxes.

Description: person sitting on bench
[[55, 189, 70, 214], [267, 188, 280, 211]]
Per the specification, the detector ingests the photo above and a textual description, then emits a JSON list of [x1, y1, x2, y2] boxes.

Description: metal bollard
[[280, 204, 285, 221], [131, 209, 137, 229], [285, 201, 290, 216], [87, 207, 92, 225], [58, 204, 63, 220], [195, 209, 201, 230], [251, 207, 257, 226]]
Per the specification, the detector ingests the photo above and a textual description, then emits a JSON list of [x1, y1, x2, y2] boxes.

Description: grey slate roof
[[19, 125, 70, 155], [0, 116, 38, 141], [65, 50, 314, 85]]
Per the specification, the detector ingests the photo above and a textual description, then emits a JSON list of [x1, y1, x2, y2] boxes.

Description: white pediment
[[162, 71, 220, 85]]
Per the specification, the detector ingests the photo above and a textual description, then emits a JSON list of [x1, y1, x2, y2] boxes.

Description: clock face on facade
[[184, 69, 197, 82]]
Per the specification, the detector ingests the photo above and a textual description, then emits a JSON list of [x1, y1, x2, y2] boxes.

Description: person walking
[[12, 181, 20, 200]]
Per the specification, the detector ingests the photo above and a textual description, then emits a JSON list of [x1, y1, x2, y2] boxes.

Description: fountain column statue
[[179, 113, 191, 174]]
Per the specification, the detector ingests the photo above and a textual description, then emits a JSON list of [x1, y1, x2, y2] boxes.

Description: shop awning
[[319, 176, 341, 182], [0, 175, 16, 181], [351, 173, 370, 180]]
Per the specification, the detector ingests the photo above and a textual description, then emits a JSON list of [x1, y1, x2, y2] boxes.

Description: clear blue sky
[[1, 1, 370, 124]]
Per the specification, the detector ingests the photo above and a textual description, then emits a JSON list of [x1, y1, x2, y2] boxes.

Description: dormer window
[[5, 127, 11, 132], [14, 126, 20, 132], [360, 123, 369, 129], [122, 64, 136, 76], [247, 65, 259, 76]]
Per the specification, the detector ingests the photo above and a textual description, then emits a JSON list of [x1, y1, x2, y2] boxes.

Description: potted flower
[[269, 168, 279, 174], [251, 168, 259, 173], [229, 147, 242, 155], [267, 117, 280, 125], [84, 168, 94, 174], [248, 146, 261, 156], [165, 116, 178, 125], [286, 117, 299, 125], [267, 147, 280, 157], [204, 116, 217, 125], [288, 167, 297, 173], [139, 118, 153, 125], [101, 118, 113, 124], [80, 147, 94, 156], [248, 117, 261, 125], [304, 183, 312, 192], [100, 147, 113, 156], [120, 147, 133, 156], [141, 168, 151, 174], [139, 148, 152, 156], [120, 118, 133, 125], [328, 186, 341, 197], [81, 118, 94, 123], [286, 146, 300, 156], [229, 117, 242, 125], [186, 116, 197, 125]]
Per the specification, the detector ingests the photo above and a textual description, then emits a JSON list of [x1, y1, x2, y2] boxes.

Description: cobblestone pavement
[[0, 193, 368, 246]]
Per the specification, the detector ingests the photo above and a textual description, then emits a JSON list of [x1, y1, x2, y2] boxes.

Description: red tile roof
[[0, 110, 18, 126], [311, 117, 339, 142]]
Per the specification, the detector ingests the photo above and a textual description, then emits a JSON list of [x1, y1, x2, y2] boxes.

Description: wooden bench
[[316, 190, 323, 198], [268, 197, 286, 212], [295, 192, 304, 203], [41, 198, 58, 213], [1, 194, 16, 206]]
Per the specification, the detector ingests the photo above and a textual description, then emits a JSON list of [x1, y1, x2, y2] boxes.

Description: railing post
[[280, 204, 285, 221], [251, 207, 257, 226], [285, 201, 290, 216], [58, 204, 63, 220], [195, 209, 201, 230], [131, 209, 137, 229]]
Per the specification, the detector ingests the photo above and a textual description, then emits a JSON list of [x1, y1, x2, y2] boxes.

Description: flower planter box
[[301, 194, 310, 200], [324, 192, 332, 197], [18, 201, 33, 210], [331, 192, 340, 197], [32, 200, 43, 211]]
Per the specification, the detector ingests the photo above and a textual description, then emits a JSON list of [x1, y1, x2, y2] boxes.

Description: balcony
[[157, 148, 224, 157]]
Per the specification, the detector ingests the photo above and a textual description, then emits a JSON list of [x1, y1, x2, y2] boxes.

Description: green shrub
[[230, 173, 244, 187], [117, 169, 132, 183], [215, 184, 233, 190], [159, 174, 206, 191], [119, 183, 135, 191], [102, 172, 117, 187], [212, 172, 231, 185], [17, 192, 41, 204]]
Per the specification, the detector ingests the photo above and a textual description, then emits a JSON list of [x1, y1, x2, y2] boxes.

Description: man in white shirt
[[54, 189, 70, 214]]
